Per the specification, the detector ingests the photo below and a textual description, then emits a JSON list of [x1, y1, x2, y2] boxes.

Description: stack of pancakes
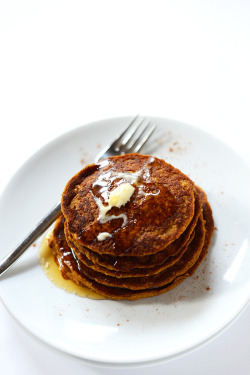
[[49, 153, 214, 300]]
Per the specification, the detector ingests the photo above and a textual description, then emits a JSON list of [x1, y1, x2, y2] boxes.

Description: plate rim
[[1, 116, 250, 366]]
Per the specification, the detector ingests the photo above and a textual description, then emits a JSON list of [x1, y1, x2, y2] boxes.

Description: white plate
[[0, 117, 250, 367]]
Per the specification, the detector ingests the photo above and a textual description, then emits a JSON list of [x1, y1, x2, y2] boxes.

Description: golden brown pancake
[[63, 185, 203, 272], [66, 220, 196, 278], [69, 230, 195, 278], [61, 154, 196, 256], [48, 153, 214, 300], [49, 197, 213, 300], [52, 213, 204, 289]]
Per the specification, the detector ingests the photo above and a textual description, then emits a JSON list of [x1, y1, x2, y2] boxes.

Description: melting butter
[[97, 232, 112, 241], [94, 182, 135, 225], [92, 160, 157, 232], [107, 183, 135, 208], [92, 170, 141, 226]]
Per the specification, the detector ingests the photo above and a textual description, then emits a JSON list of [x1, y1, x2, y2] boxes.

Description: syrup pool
[[39, 232, 104, 300]]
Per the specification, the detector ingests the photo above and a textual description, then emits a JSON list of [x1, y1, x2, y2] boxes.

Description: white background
[[0, 1, 250, 374]]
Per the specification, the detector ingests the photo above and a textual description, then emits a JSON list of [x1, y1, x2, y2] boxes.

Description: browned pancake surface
[[49, 153, 214, 300], [49, 196, 213, 300], [61, 154, 195, 256], [64, 185, 203, 272], [57, 214, 205, 289]]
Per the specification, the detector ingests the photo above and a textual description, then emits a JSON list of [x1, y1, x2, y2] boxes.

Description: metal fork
[[0, 116, 156, 276], [95, 115, 156, 160]]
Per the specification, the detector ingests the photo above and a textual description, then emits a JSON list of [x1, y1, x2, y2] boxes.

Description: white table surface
[[0, 1, 250, 374]]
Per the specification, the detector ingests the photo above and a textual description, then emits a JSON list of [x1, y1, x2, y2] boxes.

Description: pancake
[[49, 197, 213, 300], [47, 153, 214, 300], [64, 185, 203, 272], [61, 154, 196, 256], [66, 220, 196, 278], [53, 214, 205, 289]]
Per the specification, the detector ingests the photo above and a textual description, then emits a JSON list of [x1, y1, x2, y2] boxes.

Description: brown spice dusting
[[167, 139, 189, 155], [178, 295, 185, 301], [32, 243, 36, 247], [156, 137, 164, 145], [206, 286, 210, 291], [80, 158, 85, 165]]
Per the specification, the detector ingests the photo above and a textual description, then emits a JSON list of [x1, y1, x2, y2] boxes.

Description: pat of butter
[[108, 183, 135, 208], [97, 232, 112, 241], [94, 182, 135, 224]]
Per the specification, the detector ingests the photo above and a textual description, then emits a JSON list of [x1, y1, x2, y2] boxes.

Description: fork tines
[[114, 115, 156, 154]]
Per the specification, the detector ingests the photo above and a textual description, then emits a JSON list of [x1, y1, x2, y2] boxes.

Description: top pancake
[[61, 153, 195, 256]]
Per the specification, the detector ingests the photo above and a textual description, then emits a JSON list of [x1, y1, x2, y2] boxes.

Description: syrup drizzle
[[39, 232, 104, 299], [92, 157, 159, 228]]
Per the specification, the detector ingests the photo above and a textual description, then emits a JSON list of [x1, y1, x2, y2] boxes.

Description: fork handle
[[0, 202, 61, 277]]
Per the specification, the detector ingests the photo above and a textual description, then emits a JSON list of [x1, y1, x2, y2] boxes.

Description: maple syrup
[[39, 232, 104, 299]]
